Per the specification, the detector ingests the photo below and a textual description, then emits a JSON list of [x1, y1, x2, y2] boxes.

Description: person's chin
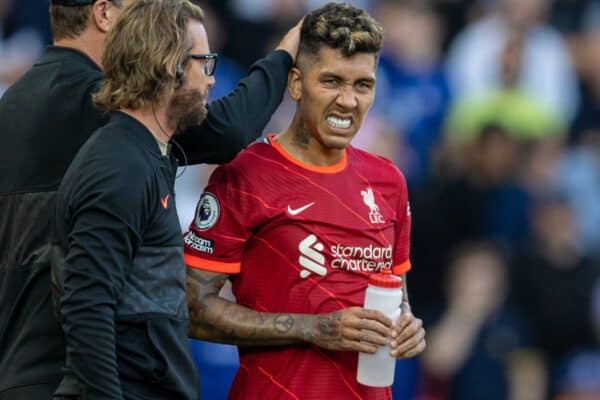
[[322, 135, 352, 150], [323, 129, 356, 148], [175, 107, 207, 134]]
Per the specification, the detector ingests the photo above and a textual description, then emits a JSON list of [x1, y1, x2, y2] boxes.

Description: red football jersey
[[184, 135, 411, 400]]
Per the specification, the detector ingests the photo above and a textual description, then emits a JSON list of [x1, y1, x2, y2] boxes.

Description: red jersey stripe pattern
[[184, 135, 411, 400]]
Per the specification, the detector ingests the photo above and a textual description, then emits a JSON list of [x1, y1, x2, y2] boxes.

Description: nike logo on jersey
[[298, 234, 327, 278], [287, 202, 315, 216], [161, 194, 170, 209]]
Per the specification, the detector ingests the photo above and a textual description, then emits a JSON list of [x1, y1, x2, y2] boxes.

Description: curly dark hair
[[299, 2, 383, 60]]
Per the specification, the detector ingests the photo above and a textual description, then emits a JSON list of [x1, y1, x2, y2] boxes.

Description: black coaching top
[[0, 46, 292, 399], [52, 112, 197, 399]]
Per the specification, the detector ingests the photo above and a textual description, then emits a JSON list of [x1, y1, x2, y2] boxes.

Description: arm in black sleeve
[[56, 157, 147, 400], [173, 49, 293, 165]]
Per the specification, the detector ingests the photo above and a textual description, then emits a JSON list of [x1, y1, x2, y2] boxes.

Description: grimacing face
[[292, 46, 377, 152]]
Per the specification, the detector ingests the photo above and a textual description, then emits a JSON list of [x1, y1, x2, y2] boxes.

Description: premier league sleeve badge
[[194, 192, 220, 231]]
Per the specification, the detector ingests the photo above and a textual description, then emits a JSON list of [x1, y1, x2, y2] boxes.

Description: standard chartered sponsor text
[[330, 243, 392, 272]]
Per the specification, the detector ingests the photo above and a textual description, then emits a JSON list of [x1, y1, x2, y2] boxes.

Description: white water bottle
[[357, 270, 403, 387]]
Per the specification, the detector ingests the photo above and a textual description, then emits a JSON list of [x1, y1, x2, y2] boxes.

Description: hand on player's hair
[[276, 18, 303, 61]]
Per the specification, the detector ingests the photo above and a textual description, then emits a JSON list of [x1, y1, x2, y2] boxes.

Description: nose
[[207, 75, 216, 89], [336, 84, 357, 109]]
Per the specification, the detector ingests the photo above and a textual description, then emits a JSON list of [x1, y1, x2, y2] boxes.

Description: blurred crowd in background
[[2, 0, 600, 399]]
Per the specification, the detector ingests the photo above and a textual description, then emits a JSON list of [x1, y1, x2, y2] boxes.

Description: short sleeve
[[392, 172, 412, 275], [183, 164, 258, 274]]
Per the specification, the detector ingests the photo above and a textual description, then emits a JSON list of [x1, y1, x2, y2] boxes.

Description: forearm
[[57, 211, 135, 398], [188, 293, 306, 345], [60, 285, 123, 399], [175, 50, 293, 165], [188, 294, 347, 347], [212, 49, 293, 140], [188, 293, 394, 355]]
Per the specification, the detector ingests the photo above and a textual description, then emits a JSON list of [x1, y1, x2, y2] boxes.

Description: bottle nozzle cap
[[369, 271, 403, 288]]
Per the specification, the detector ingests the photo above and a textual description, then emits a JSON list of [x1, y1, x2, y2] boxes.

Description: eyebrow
[[357, 77, 376, 84], [319, 72, 343, 80], [319, 72, 376, 83]]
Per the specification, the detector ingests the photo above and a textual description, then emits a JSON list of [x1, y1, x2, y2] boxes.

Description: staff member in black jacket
[[0, 1, 299, 399], [52, 0, 248, 398]]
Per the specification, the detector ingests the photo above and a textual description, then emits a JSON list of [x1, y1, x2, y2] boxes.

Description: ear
[[287, 66, 303, 101], [91, 0, 120, 34]]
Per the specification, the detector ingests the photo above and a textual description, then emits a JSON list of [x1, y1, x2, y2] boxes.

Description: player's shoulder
[[228, 138, 270, 162], [348, 146, 406, 185], [210, 138, 275, 183]]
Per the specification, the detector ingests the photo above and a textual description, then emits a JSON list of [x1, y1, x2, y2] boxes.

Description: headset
[[152, 60, 189, 175]]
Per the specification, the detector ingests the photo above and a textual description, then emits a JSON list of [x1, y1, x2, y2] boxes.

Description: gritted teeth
[[327, 115, 351, 129]]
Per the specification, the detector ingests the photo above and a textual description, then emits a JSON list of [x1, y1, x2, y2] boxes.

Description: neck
[[54, 29, 103, 68], [278, 113, 345, 166], [121, 103, 173, 145]]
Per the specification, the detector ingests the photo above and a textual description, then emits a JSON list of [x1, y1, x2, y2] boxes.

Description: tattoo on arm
[[187, 268, 311, 346], [273, 315, 295, 334], [314, 312, 343, 342]]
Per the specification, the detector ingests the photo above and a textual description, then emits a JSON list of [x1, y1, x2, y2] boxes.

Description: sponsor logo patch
[[184, 231, 214, 254], [298, 234, 327, 278], [195, 192, 220, 231], [298, 234, 393, 278], [330, 243, 393, 272]]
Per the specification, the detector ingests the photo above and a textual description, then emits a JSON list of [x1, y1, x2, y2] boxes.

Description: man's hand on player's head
[[275, 18, 303, 61], [303, 307, 392, 354], [389, 303, 426, 358]]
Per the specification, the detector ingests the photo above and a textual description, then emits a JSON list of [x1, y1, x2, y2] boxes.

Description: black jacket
[[52, 112, 197, 399], [0, 46, 292, 399]]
